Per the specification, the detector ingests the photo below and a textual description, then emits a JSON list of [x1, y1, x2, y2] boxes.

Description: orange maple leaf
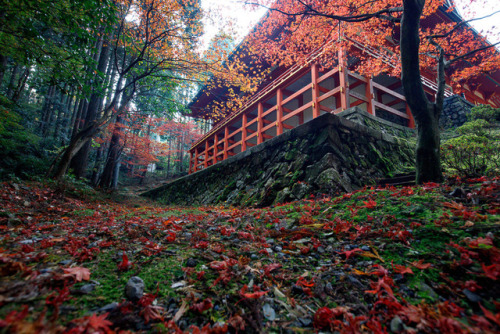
[[63, 267, 91, 282]]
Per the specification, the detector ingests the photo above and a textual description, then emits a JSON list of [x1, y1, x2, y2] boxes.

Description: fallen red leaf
[[118, 253, 132, 271], [410, 260, 432, 270], [63, 267, 90, 282]]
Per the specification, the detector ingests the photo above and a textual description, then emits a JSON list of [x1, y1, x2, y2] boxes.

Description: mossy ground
[[0, 178, 499, 333]]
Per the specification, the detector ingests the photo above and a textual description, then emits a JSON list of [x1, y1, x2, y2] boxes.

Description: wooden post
[[258, 102, 263, 144], [276, 88, 283, 135], [338, 50, 350, 111], [311, 63, 320, 118], [407, 105, 415, 129], [223, 126, 229, 160], [204, 140, 209, 168], [189, 150, 193, 174], [193, 148, 199, 172], [214, 133, 219, 162], [242, 113, 247, 151], [366, 76, 375, 116]]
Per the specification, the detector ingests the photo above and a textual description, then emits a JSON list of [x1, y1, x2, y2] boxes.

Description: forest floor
[[0, 178, 499, 333]]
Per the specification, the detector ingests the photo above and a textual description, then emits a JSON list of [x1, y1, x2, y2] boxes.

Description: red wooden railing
[[188, 49, 420, 174]]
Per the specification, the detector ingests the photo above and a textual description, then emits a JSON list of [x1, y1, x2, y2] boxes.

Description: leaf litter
[[0, 177, 499, 333]]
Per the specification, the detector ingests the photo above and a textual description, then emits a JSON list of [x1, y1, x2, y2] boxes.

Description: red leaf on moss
[[190, 298, 213, 313], [63, 267, 90, 282], [118, 253, 132, 271], [410, 260, 432, 270]]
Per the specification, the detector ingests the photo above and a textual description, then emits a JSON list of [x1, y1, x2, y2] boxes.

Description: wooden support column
[[213, 133, 218, 162], [193, 149, 198, 172], [366, 76, 375, 116], [242, 113, 247, 151], [223, 126, 229, 160], [257, 102, 263, 144], [276, 88, 283, 135], [204, 140, 209, 168], [311, 63, 320, 118], [338, 50, 350, 111], [406, 105, 415, 129], [189, 150, 193, 174]]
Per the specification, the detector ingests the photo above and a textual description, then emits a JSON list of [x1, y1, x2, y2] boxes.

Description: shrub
[[441, 116, 500, 178], [468, 105, 500, 122], [0, 103, 49, 179]]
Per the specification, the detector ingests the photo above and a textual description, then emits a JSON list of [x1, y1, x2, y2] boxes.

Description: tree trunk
[[0, 54, 7, 87], [401, 0, 443, 184], [90, 143, 104, 186], [52, 122, 101, 180], [6, 65, 19, 99], [41, 85, 56, 136], [99, 115, 123, 189], [12, 66, 30, 103], [70, 40, 111, 178]]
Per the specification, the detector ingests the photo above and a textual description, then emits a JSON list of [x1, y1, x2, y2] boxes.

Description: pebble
[[361, 245, 370, 251], [250, 254, 259, 260], [463, 289, 482, 303], [184, 232, 192, 240], [171, 281, 186, 289], [299, 317, 312, 327], [96, 302, 119, 313], [347, 275, 365, 289], [273, 246, 283, 252], [390, 316, 404, 332], [125, 276, 144, 302], [263, 304, 276, 321], [59, 260, 72, 266], [266, 239, 275, 245], [19, 239, 34, 245], [317, 246, 325, 254], [186, 258, 197, 268], [77, 284, 96, 295]]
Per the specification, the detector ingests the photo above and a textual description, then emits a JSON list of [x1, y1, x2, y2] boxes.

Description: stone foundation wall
[[440, 95, 474, 128], [143, 109, 415, 207]]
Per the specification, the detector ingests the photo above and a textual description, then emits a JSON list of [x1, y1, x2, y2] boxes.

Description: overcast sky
[[201, 0, 499, 47]]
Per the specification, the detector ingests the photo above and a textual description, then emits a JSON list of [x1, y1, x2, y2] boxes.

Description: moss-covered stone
[[142, 111, 415, 207]]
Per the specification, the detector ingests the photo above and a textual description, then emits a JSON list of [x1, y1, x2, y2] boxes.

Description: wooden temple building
[[187, 4, 500, 175]]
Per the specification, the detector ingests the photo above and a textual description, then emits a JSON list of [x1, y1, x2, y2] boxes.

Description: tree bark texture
[[99, 116, 123, 189], [70, 40, 111, 178], [401, 0, 443, 184]]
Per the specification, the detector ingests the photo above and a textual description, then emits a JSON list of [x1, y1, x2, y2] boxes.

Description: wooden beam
[[213, 133, 218, 161], [204, 140, 209, 169], [242, 113, 247, 151], [189, 150, 193, 174], [407, 105, 415, 128], [262, 133, 273, 139], [277, 88, 283, 135], [311, 63, 320, 118], [258, 102, 263, 144], [223, 126, 229, 160], [366, 76, 375, 116], [338, 50, 350, 111]]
